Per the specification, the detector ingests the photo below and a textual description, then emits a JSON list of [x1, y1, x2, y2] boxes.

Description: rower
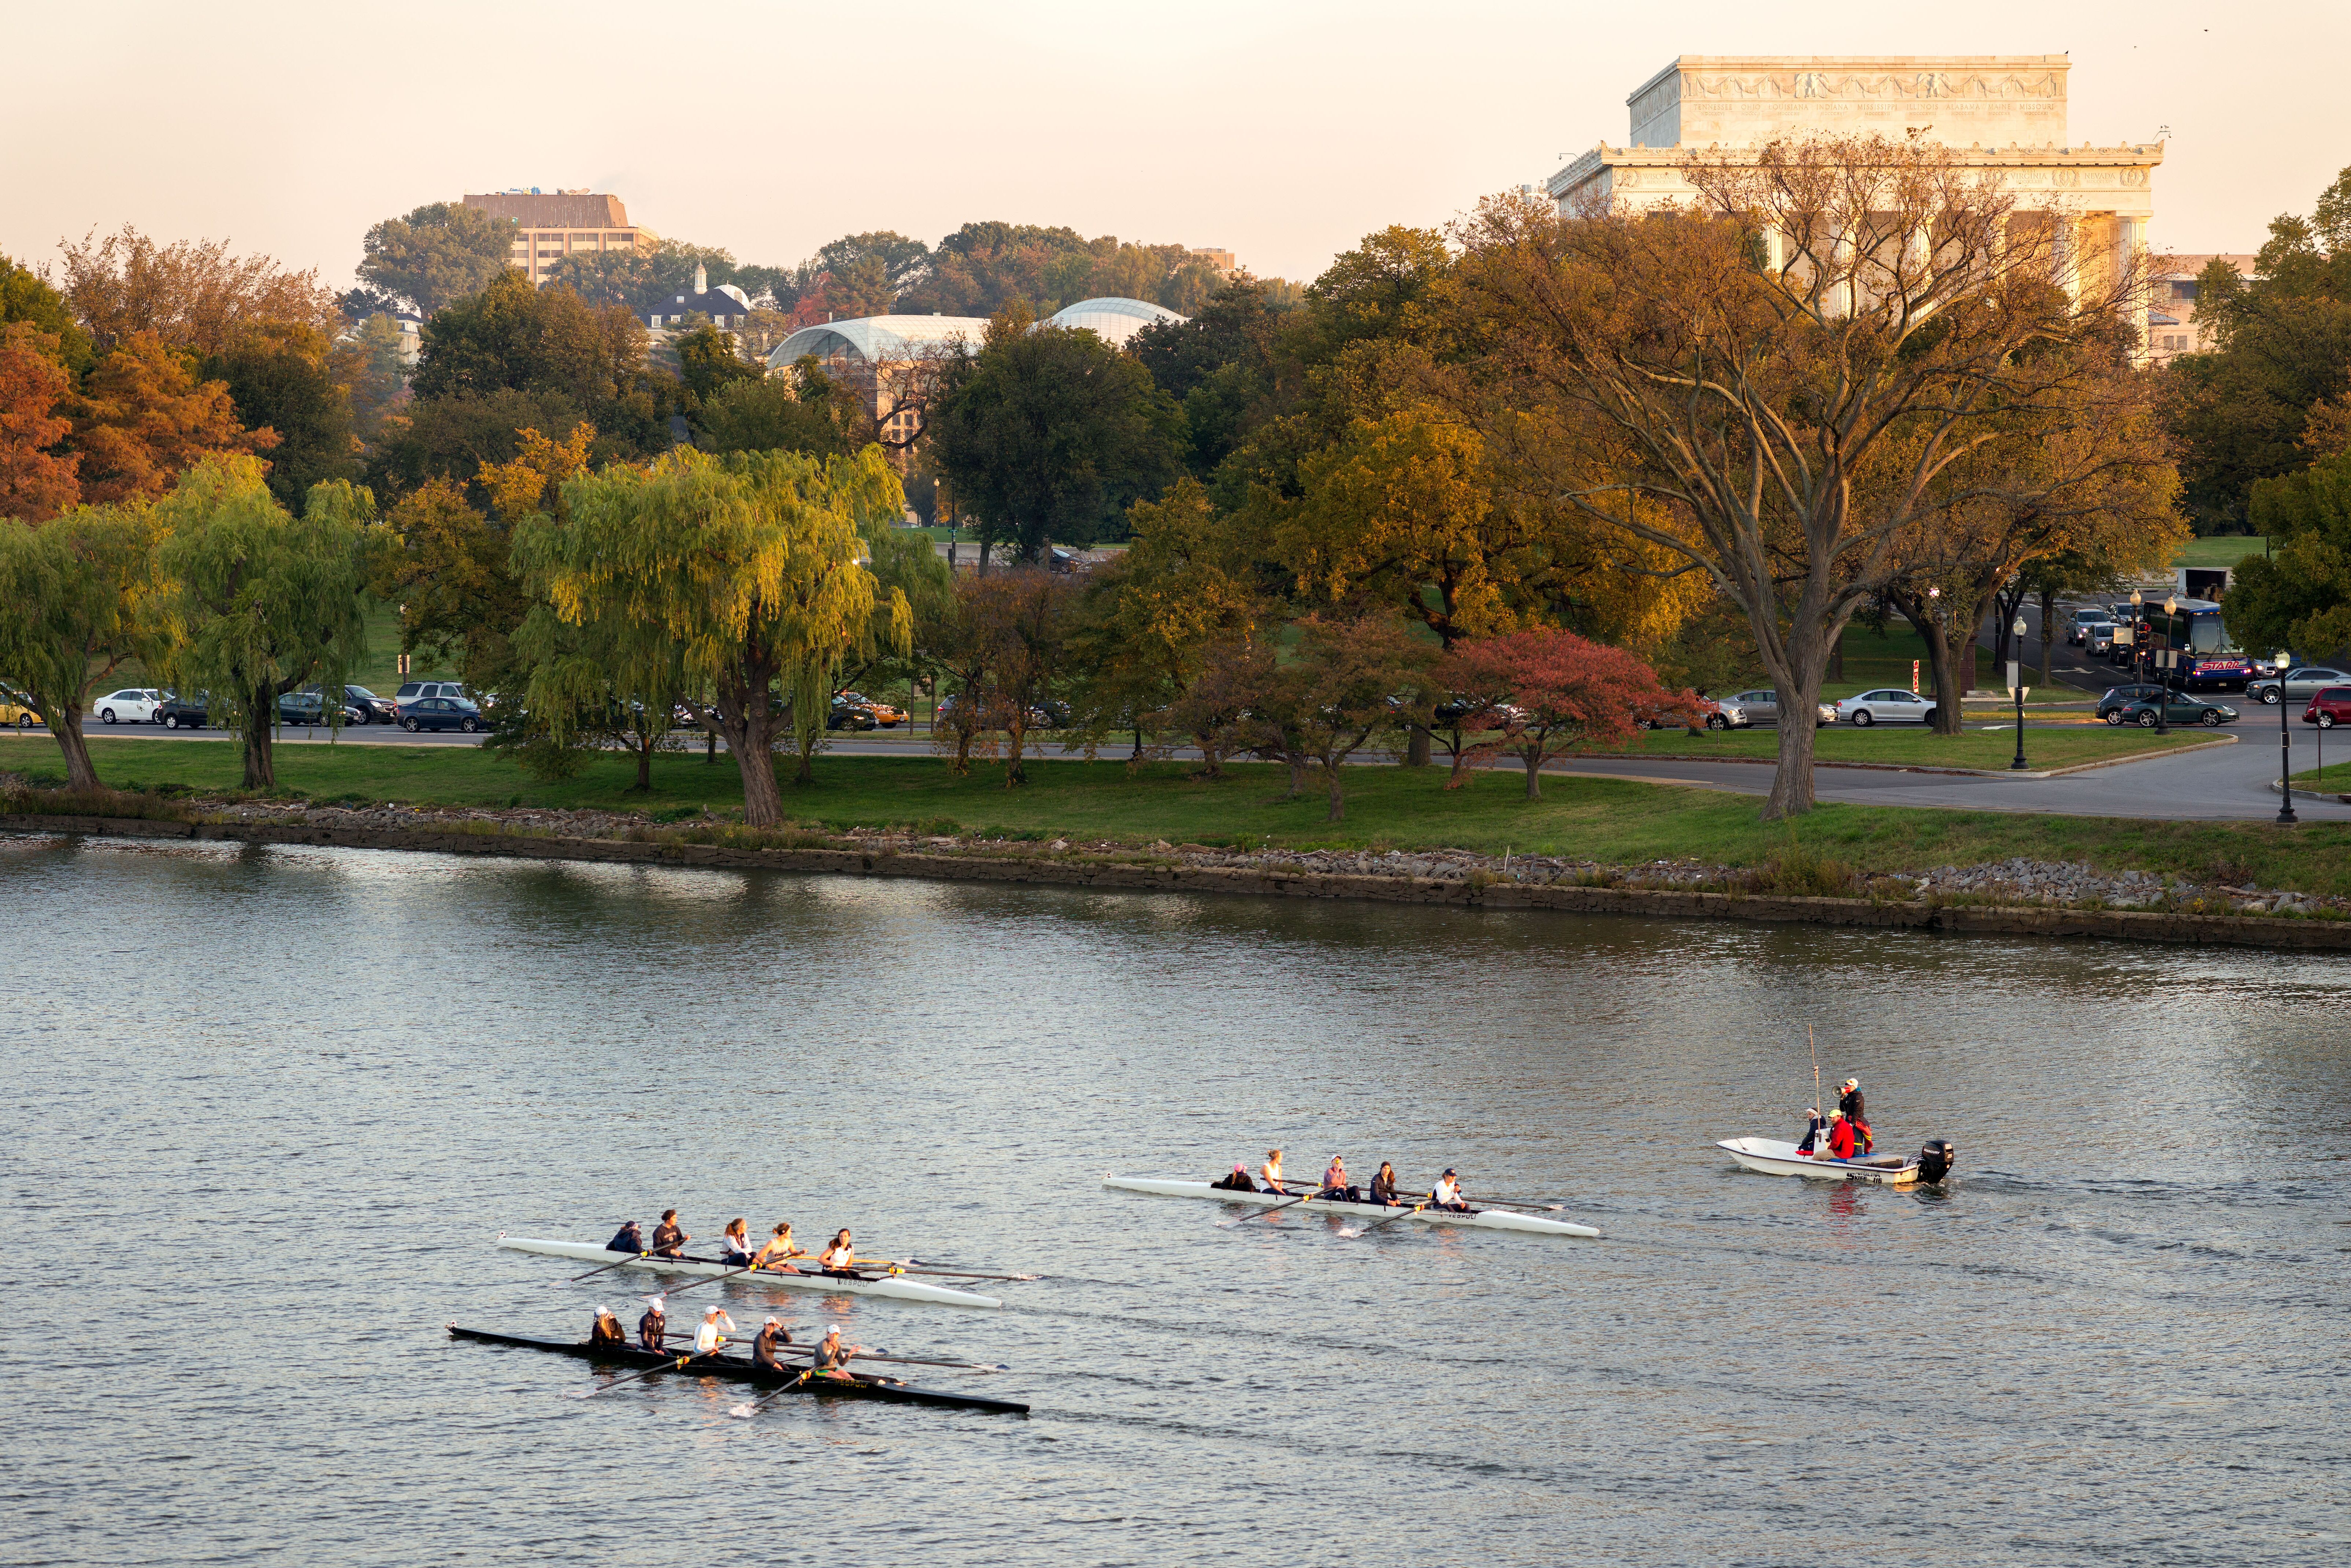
[[606, 1219, 646, 1254], [819, 1228, 859, 1275], [1369, 1162, 1400, 1204], [718, 1217, 754, 1266], [693, 1306, 736, 1355], [751, 1317, 794, 1370], [750, 1222, 805, 1273], [1428, 1168, 1469, 1212], [1259, 1149, 1288, 1196], [1838, 1079, 1874, 1154], [637, 1297, 668, 1353], [808, 1323, 866, 1382], [650, 1209, 690, 1258], [587, 1306, 627, 1349], [1318, 1155, 1359, 1202]]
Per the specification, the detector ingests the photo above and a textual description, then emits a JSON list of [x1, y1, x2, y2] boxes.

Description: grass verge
[[1603, 726, 2219, 769]]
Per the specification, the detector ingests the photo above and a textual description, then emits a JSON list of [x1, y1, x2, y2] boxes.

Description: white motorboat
[[496, 1237, 1004, 1308], [1101, 1176, 1600, 1238], [1717, 1136, 1956, 1187]]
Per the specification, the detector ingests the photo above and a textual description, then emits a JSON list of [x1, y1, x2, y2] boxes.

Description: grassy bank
[[1607, 725, 2217, 770], [9, 734, 2351, 897]]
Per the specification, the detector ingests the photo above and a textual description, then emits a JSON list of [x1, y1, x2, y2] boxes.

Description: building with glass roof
[[1042, 297, 1186, 347]]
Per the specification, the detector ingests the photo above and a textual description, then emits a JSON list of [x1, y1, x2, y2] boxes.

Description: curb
[[8, 812, 2350, 954], [2266, 778, 2351, 802]]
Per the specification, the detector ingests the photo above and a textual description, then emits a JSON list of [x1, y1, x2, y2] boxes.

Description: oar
[[654, 1331, 1006, 1373], [581, 1351, 696, 1399], [1336, 1202, 1426, 1239], [864, 1261, 1043, 1282], [568, 1251, 651, 1283], [727, 1367, 813, 1419], [644, 1263, 759, 1303], [1216, 1193, 1311, 1228], [1460, 1194, 1570, 1211]]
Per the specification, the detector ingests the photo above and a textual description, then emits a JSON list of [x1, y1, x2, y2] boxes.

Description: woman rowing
[[637, 1298, 668, 1353], [1428, 1168, 1470, 1212], [749, 1222, 806, 1273], [718, 1217, 754, 1266], [751, 1317, 794, 1370], [693, 1306, 736, 1354], [587, 1306, 627, 1349], [1258, 1149, 1289, 1196], [1369, 1162, 1401, 1205], [650, 1209, 690, 1258], [1317, 1155, 1360, 1202], [819, 1228, 861, 1276], [808, 1323, 867, 1382]]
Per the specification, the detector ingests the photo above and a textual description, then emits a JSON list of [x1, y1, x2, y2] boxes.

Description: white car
[[1835, 689, 1940, 727], [1723, 688, 1839, 728], [91, 688, 162, 724]]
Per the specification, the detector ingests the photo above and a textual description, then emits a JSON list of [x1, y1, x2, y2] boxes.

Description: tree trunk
[[977, 537, 991, 578], [48, 708, 100, 792], [1324, 761, 1346, 822], [242, 680, 277, 789], [1284, 745, 1309, 797], [1522, 746, 1543, 800], [634, 726, 655, 792], [1405, 724, 1431, 767], [1004, 715, 1028, 786], [1891, 593, 1971, 736], [713, 658, 784, 826], [2037, 588, 2057, 685], [1764, 704, 1819, 819], [1754, 610, 1837, 820]]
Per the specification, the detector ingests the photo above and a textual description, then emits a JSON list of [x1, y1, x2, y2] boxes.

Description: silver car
[[2245, 666, 2350, 705], [1725, 688, 1837, 727], [1834, 689, 1940, 726]]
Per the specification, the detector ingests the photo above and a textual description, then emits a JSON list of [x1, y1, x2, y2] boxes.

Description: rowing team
[[588, 1301, 868, 1381], [1212, 1150, 1473, 1213], [606, 1214, 883, 1278]]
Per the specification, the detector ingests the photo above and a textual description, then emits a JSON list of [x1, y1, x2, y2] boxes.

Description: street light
[[2276, 649, 2298, 826], [2009, 615, 2030, 770], [2129, 588, 2145, 687]]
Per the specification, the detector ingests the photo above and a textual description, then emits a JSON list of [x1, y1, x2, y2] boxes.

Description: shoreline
[[12, 809, 2350, 953]]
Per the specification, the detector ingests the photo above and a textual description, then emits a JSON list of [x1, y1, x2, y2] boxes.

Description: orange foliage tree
[[68, 333, 275, 506], [1437, 629, 1707, 799], [0, 325, 81, 522], [58, 226, 337, 355]]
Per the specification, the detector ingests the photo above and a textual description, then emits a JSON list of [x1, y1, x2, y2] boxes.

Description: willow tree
[[151, 457, 372, 789], [530, 446, 911, 823], [0, 500, 159, 790], [1446, 136, 2158, 816]]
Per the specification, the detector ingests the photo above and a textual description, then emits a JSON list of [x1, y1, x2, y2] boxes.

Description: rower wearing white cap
[[808, 1324, 867, 1381], [751, 1317, 794, 1371], [693, 1306, 737, 1355], [587, 1306, 627, 1350], [637, 1298, 668, 1353]]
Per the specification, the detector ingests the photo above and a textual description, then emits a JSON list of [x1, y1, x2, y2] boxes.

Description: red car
[[2301, 686, 2351, 729]]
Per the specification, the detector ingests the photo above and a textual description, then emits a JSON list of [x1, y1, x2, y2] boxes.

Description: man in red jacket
[[1824, 1110, 1857, 1161]]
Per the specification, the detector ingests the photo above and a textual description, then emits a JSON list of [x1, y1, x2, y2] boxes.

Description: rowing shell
[[497, 1237, 1004, 1309], [1101, 1176, 1600, 1238], [1716, 1137, 1921, 1186], [448, 1326, 1029, 1415]]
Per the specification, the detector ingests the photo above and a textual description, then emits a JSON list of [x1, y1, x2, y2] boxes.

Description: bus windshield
[[2156, 605, 2237, 655]]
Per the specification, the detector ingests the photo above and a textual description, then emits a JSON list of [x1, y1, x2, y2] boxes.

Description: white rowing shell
[[1716, 1137, 1921, 1186], [497, 1237, 1004, 1308], [1101, 1176, 1600, 1238]]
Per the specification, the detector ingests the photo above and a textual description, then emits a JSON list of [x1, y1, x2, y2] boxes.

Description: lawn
[[2175, 536, 2267, 570], [1606, 724, 2217, 770], [10, 733, 2351, 896]]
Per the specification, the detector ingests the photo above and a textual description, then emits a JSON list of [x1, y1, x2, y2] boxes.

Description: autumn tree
[[1238, 611, 1436, 821], [201, 322, 360, 510], [68, 332, 276, 506], [152, 458, 372, 789], [57, 226, 337, 354], [0, 325, 81, 521], [530, 446, 910, 819], [927, 570, 1078, 785], [1438, 630, 1702, 800], [2, 252, 94, 375], [1447, 138, 2162, 816], [357, 203, 517, 317], [0, 501, 157, 789]]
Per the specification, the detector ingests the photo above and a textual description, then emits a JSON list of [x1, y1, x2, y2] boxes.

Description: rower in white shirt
[[1428, 1167, 1469, 1212], [693, 1306, 737, 1354]]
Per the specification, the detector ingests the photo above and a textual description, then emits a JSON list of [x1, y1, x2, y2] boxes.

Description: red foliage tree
[[1239, 611, 1437, 822], [67, 331, 275, 506], [1437, 629, 1707, 799], [0, 325, 80, 522]]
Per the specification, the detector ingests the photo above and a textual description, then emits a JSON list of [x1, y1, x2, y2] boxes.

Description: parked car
[[394, 680, 470, 705], [2302, 687, 2351, 729], [2066, 608, 2114, 647], [827, 695, 879, 731], [2246, 666, 2351, 705], [398, 696, 484, 733], [1722, 688, 1836, 728], [337, 684, 398, 723], [1, 686, 42, 729], [91, 688, 163, 724], [1833, 689, 1939, 726], [836, 690, 906, 727], [156, 692, 209, 729], [279, 690, 364, 727], [1701, 697, 1751, 731], [2094, 683, 2169, 722], [2111, 693, 2237, 728]]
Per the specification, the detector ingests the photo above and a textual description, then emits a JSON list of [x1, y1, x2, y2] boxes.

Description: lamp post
[[2155, 649, 2172, 735], [2129, 588, 2145, 687], [2009, 615, 2030, 770], [2276, 649, 2298, 826]]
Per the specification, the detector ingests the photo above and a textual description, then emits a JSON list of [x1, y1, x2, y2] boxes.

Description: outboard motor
[[1917, 1139, 1957, 1184]]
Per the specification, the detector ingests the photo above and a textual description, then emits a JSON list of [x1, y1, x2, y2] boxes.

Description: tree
[[1437, 630, 1702, 799], [0, 324, 80, 521], [939, 569, 1077, 786], [929, 302, 1180, 561], [357, 203, 517, 317], [531, 446, 910, 820], [1239, 611, 1436, 820], [57, 226, 337, 355], [1447, 138, 2162, 817], [340, 312, 411, 436], [2224, 445, 2351, 657], [409, 270, 649, 407], [674, 323, 764, 412], [696, 358, 869, 458], [68, 332, 276, 506], [1129, 277, 1289, 478], [1, 252, 94, 375], [152, 457, 372, 789], [201, 323, 359, 511], [0, 500, 156, 789]]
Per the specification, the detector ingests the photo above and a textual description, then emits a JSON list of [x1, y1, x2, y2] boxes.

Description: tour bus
[[2139, 598, 2258, 691]]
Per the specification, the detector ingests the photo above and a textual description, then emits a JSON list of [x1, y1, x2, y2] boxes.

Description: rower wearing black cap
[[605, 1219, 646, 1254], [1428, 1168, 1471, 1212]]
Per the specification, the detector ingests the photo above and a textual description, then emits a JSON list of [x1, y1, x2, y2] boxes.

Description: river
[[5, 834, 2344, 1566]]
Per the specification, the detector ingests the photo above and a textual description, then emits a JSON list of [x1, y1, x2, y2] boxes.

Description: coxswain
[[587, 1306, 627, 1349], [750, 1221, 805, 1273], [718, 1217, 754, 1266], [1838, 1079, 1874, 1154], [606, 1219, 646, 1254], [1429, 1168, 1469, 1212], [1259, 1149, 1288, 1196], [637, 1297, 668, 1353], [1823, 1109, 1857, 1161], [1318, 1155, 1358, 1202], [1368, 1162, 1401, 1205], [650, 1209, 690, 1257], [1211, 1163, 1257, 1193], [693, 1306, 736, 1355], [819, 1228, 859, 1275], [808, 1323, 866, 1382], [751, 1317, 794, 1370]]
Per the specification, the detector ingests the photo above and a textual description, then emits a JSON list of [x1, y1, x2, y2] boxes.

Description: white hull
[[1102, 1176, 1599, 1238], [1717, 1138, 1920, 1186], [497, 1237, 1003, 1308]]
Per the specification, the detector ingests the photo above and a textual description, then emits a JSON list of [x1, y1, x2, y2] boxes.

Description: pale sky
[[4, 1, 2344, 293]]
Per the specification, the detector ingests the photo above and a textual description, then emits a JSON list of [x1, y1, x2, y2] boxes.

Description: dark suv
[[2095, 683, 2167, 722], [157, 692, 209, 729]]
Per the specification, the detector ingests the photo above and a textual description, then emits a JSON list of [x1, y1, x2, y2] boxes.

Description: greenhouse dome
[[1042, 297, 1186, 347]]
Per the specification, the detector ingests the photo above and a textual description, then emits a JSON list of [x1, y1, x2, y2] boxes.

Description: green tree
[[1, 252, 94, 375], [1128, 278, 1289, 478], [410, 270, 648, 406], [201, 323, 359, 511], [358, 203, 518, 317], [340, 312, 410, 435], [152, 457, 372, 789], [674, 323, 763, 409], [929, 302, 1180, 561], [0, 500, 157, 789], [695, 358, 870, 457], [2224, 446, 2351, 657]]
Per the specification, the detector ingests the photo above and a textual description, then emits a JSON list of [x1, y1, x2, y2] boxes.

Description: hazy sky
[[4, 1, 2344, 292]]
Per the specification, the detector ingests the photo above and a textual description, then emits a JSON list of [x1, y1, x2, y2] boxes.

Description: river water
[[4, 834, 2344, 1567]]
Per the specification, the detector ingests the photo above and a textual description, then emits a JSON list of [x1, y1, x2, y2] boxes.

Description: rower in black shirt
[[587, 1306, 627, 1349], [650, 1210, 689, 1257], [606, 1219, 646, 1254], [751, 1317, 794, 1371], [637, 1298, 668, 1353]]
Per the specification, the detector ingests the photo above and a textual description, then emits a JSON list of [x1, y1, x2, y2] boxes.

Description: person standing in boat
[[650, 1210, 690, 1257], [587, 1307, 627, 1349], [1259, 1149, 1289, 1195], [1429, 1168, 1469, 1212], [606, 1219, 647, 1254], [751, 1317, 794, 1370], [637, 1298, 669, 1353], [819, 1229, 859, 1275], [808, 1324, 867, 1382], [718, 1218, 754, 1265], [1838, 1080, 1873, 1154], [693, 1306, 736, 1355], [750, 1222, 805, 1273]]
